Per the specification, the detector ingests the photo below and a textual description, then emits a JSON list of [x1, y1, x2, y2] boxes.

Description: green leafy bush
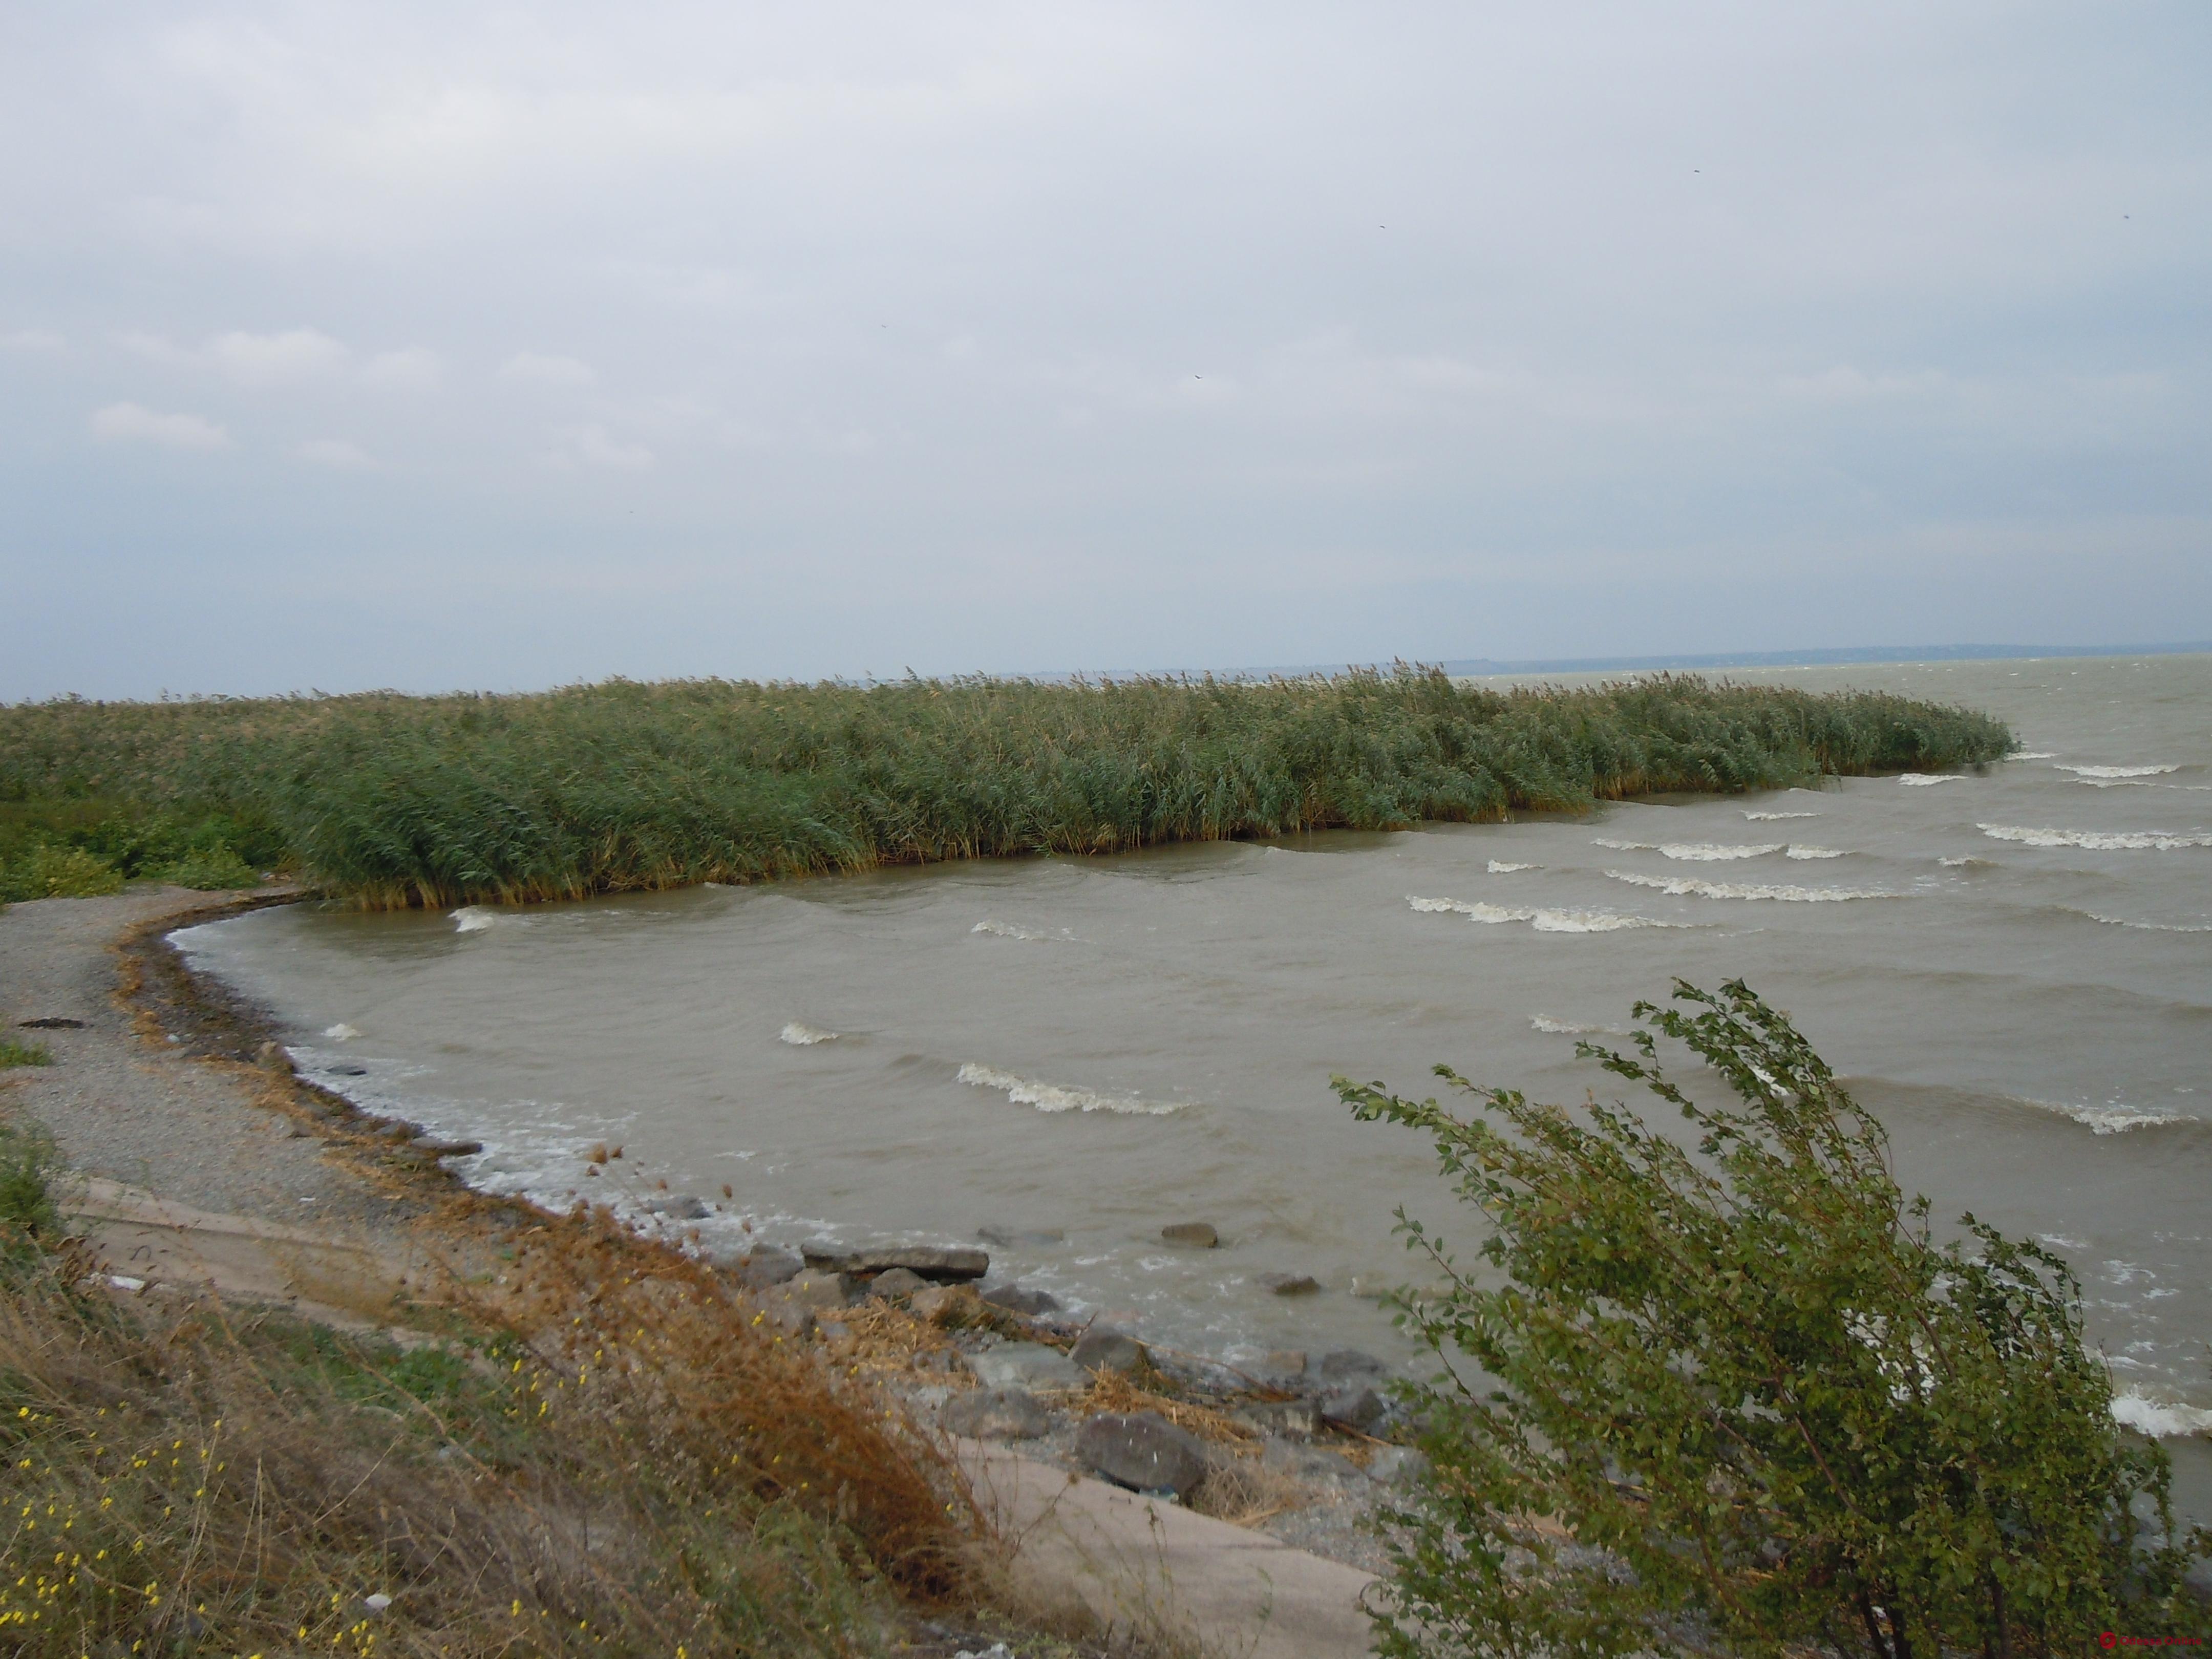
[[0, 1119, 58, 1245], [0, 1040, 53, 1069], [1338, 980, 2209, 1657], [0, 842, 124, 900], [149, 841, 258, 890]]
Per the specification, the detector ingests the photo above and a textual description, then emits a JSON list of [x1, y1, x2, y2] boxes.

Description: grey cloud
[[2, 1, 2207, 698]]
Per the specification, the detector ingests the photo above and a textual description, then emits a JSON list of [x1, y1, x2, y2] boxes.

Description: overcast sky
[[4, 2, 2207, 698]]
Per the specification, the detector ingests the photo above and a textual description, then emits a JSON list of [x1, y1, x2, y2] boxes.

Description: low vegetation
[[0, 1125, 995, 1657], [1338, 980, 2209, 1658], [1, 670, 2011, 907]]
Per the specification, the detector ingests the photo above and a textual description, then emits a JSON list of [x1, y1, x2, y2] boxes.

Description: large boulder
[[866, 1267, 929, 1300], [981, 1282, 1061, 1316], [802, 1243, 990, 1282], [1159, 1222, 1218, 1248], [1069, 1327, 1147, 1375], [1076, 1412, 1210, 1500], [717, 1245, 804, 1287], [942, 1388, 1054, 1440]]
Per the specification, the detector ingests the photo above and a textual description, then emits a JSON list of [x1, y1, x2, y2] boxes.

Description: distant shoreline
[[1034, 641, 2212, 685]]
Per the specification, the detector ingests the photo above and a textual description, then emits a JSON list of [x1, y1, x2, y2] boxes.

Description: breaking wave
[[1408, 895, 1682, 932], [2008, 752, 2057, 761], [2018, 1096, 2199, 1136], [1978, 825, 2212, 852], [2111, 1391, 2212, 1439], [957, 1061, 1186, 1116], [1486, 860, 1538, 873], [1744, 810, 1820, 821], [1898, 774, 1968, 786], [2064, 910, 2212, 934], [1530, 1014, 1627, 1036], [450, 907, 500, 933], [2044, 774, 2185, 787], [779, 1023, 841, 1046], [972, 919, 1076, 941], [1785, 846, 1848, 860], [1593, 838, 1783, 861], [1603, 870, 1897, 902]]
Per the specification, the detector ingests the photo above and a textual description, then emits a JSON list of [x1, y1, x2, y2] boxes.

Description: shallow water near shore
[[178, 654, 2212, 1517]]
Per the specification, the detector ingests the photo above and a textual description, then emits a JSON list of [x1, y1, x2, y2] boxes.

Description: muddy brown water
[[178, 654, 2212, 1518]]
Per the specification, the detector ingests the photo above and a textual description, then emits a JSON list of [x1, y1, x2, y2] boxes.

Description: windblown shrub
[[1337, 980, 2209, 1658]]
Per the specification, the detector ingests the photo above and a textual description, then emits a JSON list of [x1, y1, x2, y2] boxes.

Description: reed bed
[[0, 669, 2012, 908]]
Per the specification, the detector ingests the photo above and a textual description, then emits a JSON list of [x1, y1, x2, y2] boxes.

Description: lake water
[[176, 653, 2212, 1515]]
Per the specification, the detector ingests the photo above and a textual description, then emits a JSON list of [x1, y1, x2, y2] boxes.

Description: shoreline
[[1, 882, 1410, 1650]]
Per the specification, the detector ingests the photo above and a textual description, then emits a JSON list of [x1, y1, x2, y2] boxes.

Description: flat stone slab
[[801, 1242, 989, 1282], [966, 1342, 1089, 1392], [956, 1440, 1379, 1659]]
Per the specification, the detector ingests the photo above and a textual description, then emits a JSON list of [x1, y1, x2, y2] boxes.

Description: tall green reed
[[0, 669, 2013, 907]]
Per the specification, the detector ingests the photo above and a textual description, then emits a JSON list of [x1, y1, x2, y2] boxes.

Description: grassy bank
[[1, 669, 2013, 907], [0, 1119, 990, 1657]]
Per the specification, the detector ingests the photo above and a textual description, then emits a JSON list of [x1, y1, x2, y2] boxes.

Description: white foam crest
[[2019, 1096, 2198, 1135], [971, 919, 1074, 942], [1407, 895, 1680, 932], [1486, 860, 1538, 873], [1978, 825, 2212, 852], [1530, 1014, 1627, 1036], [1785, 846, 1848, 860], [2007, 752, 2057, 761], [2111, 1391, 2212, 1439], [1938, 856, 1995, 868], [1898, 774, 1968, 786], [450, 906, 498, 933], [779, 1023, 841, 1046], [2055, 763, 2181, 778], [957, 1061, 1186, 1116], [1743, 810, 1820, 821], [2073, 778, 2157, 789], [1593, 838, 1783, 861], [1603, 870, 1896, 902], [2068, 910, 2212, 934], [323, 1023, 361, 1041]]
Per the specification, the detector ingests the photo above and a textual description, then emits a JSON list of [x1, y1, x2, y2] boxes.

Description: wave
[[779, 1023, 841, 1046], [1938, 856, 1996, 868], [1593, 838, 1784, 861], [1486, 860, 1538, 873], [1743, 810, 1820, 821], [451, 906, 500, 933], [2008, 752, 2057, 761], [2064, 909, 2212, 934], [1898, 774, 1968, 786], [2111, 1390, 2212, 1439], [2018, 1096, 2199, 1135], [1603, 870, 1896, 902], [1530, 1014, 1626, 1036], [2055, 763, 2181, 778], [323, 1023, 361, 1041], [1408, 895, 1683, 932], [1979, 825, 2212, 852], [956, 1061, 1186, 1116], [1785, 846, 1848, 860], [971, 919, 1077, 941]]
